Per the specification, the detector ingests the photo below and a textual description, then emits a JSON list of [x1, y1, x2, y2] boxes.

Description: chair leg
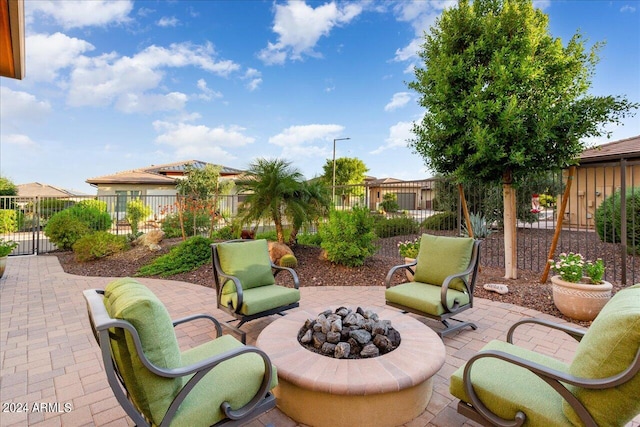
[[438, 318, 477, 337]]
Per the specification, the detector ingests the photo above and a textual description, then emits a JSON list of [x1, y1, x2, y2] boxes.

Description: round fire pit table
[[256, 307, 446, 427]]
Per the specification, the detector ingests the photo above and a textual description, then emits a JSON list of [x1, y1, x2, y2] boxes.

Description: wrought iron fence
[[1, 160, 637, 284]]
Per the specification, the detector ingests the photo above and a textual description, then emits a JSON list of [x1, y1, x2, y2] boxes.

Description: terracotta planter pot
[[551, 275, 612, 321], [404, 257, 416, 281]]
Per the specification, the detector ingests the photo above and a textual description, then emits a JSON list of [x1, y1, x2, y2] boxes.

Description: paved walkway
[[1, 255, 638, 427]]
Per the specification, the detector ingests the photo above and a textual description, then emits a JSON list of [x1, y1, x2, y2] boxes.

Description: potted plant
[[397, 238, 420, 281], [0, 238, 19, 279], [548, 252, 612, 321]]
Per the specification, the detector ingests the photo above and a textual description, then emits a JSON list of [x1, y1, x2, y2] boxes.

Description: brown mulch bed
[[51, 236, 633, 327]]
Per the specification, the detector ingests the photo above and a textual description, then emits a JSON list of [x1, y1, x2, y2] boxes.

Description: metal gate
[[0, 196, 58, 255]]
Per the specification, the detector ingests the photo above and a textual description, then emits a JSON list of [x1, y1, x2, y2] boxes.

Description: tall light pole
[[332, 137, 350, 204]]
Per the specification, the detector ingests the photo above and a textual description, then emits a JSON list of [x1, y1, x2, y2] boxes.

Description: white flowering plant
[[549, 252, 605, 284], [397, 238, 420, 258]]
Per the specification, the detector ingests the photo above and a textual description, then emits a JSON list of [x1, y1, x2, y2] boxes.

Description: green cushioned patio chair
[[211, 239, 300, 327], [83, 278, 277, 427], [450, 283, 640, 427], [385, 233, 480, 337]]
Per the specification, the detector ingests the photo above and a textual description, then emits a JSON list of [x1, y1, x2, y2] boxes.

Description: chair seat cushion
[[385, 282, 470, 316], [564, 284, 640, 427], [450, 340, 571, 427], [172, 335, 278, 427], [221, 285, 300, 315], [414, 234, 474, 292], [103, 278, 183, 425]]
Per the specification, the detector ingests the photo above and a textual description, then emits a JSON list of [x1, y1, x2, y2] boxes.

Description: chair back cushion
[[414, 234, 474, 292], [217, 240, 275, 293], [563, 284, 640, 426], [104, 278, 183, 425]]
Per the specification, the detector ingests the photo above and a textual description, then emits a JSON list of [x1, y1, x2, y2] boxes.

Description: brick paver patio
[[1, 255, 638, 426]]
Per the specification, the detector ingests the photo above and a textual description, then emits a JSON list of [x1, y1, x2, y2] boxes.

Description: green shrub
[[126, 199, 153, 235], [44, 204, 112, 250], [379, 193, 399, 213], [161, 211, 211, 238], [319, 207, 376, 267], [44, 210, 90, 250], [297, 232, 322, 246], [255, 229, 292, 242], [421, 211, 458, 230], [36, 199, 74, 219], [374, 215, 419, 238], [211, 225, 235, 240], [76, 199, 107, 212], [0, 209, 18, 233], [137, 236, 213, 277], [69, 205, 112, 231], [595, 188, 640, 254], [72, 232, 128, 262]]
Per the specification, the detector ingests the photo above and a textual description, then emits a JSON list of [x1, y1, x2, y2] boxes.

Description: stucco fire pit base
[[256, 307, 446, 427]]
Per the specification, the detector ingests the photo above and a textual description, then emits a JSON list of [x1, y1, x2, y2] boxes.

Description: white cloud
[[269, 124, 345, 159], [26, 33, 94, 82], [2, 134, 38, 148], [66, 42, 240, 112], [153, 120, 254, 160], [0, 87, 52, 122], [620, 5, 636, 13], [384, 92, 412, 111], [392, 1, 454, 63], [157, 16, 180, 27], [116, 92, 188, 114], [243, 68, 262, 91], [28, 0, 133, 29], [196, 79, 223, 101], [259, 1, 363, 65], [138, 7, 155, 17], [533, 0, 552, 10], [370, 120, 413, 154]]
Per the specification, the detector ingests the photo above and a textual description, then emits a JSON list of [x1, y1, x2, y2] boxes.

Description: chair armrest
[[506, 318, 586, 344], [462, 350, 601, 427], [216, 272, 245, 314], [385, 260, 417, 288], [172, 314, 223, 338], [272, 263, 300, 289]]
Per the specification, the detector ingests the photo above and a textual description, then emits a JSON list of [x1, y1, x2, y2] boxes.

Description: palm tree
[[286, 180, 330, 245], [236, 158, 306, 244]]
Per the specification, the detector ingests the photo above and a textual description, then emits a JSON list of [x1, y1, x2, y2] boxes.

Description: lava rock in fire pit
[[298, 307, 401, 359]]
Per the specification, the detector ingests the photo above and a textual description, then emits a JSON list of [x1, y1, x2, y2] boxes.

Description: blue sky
[[1, 0, 639, 194]]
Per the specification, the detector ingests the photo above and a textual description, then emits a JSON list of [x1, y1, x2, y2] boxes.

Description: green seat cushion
[[563, 284, 640, 427], [217, 240, 275, 294], [220, 285, 300, 315], [104, 278, 182, 425], [385, 282, 470, 316], [450, 340, 571, 427], [172, 334, 278, 427], [414, 234, 474, 292]]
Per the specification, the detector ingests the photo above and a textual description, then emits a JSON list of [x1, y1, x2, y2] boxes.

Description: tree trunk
[[503, 171, 518, 279]]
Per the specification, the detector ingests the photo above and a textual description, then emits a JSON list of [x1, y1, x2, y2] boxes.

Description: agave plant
[[463, 213, 493, 239]]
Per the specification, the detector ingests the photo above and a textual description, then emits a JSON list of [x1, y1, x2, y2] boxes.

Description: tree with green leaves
[[0, 176, 18, 209], [176, 164, 234, 239], [321, 157, 368, 203], [237, 158, 329, 244], [409, 0, 637, 278]]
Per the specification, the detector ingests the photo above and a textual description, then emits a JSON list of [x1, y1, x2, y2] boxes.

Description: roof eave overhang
[[0, 0, 25, 80]]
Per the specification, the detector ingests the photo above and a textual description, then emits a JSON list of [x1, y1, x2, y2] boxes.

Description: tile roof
[[579, 135, 640, 164], [86, 160, 244, 185], [17, 182, 88, 197]]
